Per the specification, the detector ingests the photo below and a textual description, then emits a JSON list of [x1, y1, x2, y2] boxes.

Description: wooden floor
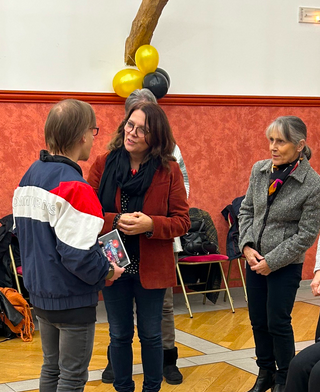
[[0, 288, 319, 392]]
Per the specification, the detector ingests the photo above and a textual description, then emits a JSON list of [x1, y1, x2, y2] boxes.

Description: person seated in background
[[99, 88, 190, 386], [239, 116, 320, 392], [13, 99, 124, 392], [87, 101, 190, 392], [283, 239, 320, 392]]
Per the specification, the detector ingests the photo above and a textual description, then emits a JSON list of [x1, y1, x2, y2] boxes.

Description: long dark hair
[[108, 102, 176, 169]]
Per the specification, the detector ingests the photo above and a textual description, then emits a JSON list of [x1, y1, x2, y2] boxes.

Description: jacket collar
[[260, 155, 310, 184], [40, 150, 83, 176]]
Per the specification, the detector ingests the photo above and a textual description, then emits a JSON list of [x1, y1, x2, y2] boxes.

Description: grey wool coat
[[239, 156, 320, 272]]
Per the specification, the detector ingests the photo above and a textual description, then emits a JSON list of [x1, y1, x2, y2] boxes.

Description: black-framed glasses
[[124, 120, 149, 138], [91, 127, 99, 136]]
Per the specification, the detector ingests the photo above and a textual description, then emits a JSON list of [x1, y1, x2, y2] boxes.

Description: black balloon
[[142, 72, 169, 99], [155, 67, 170, 88]]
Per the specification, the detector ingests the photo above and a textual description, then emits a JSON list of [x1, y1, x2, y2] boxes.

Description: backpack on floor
[[0, 287, 34, 342], [180, 217, 217, 256]]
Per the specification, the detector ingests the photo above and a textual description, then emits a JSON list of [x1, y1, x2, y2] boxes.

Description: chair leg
[[203, 264, 212, 305], [176, 263, 193, 318], [224, 259, 233, 302], [237, 258, 248, 302], [224, 258, 248, 302], [9, 244, 22, 294], [219, 262, 235, 313]]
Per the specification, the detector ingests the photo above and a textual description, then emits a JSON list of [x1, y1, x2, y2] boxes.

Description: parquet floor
[[0, 284, 319, 392]]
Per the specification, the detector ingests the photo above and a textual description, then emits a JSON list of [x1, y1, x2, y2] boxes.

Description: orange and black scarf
[[268, 157, 302, 204]]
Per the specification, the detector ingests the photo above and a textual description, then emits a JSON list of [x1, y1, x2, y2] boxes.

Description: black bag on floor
[[0, 320, 16, 340]]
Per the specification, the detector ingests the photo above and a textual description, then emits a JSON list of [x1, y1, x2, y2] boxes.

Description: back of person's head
[[266, 115, 312, 160], [124, 89, 157, 114], [45, 99, 96, 155], [109, 101, 175, 169]]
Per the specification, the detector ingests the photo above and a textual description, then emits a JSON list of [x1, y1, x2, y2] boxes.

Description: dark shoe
[[101, 346, 114, 384], [102, 362, 114, 383], [163, 347, 183, 385], [273, 385, 285, 392], [247, 369, 275, 392]]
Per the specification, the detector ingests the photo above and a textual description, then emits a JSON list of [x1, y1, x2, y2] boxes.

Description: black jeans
[[102, 273, 166, 392], [246, 262, 302, 385], [284, 342, 320, 392]]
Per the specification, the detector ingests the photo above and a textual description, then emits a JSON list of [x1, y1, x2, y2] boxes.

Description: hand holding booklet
[[99, 229, 131, 268]]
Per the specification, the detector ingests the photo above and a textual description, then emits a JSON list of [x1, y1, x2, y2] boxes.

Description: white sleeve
[[173, 144, 190, 198], [314, 237, 320, 272]]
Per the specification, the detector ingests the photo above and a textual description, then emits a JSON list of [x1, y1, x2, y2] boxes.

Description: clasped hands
[[310, 270, 320, 297], [243, 245, 272, 276], [117, 212, 153, 235]]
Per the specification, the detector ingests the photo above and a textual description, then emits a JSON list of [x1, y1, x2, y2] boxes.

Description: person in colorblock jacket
[[13, 99, 124, 392]]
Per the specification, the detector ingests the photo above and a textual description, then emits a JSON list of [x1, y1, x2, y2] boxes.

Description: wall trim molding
[[1, 90, 320, 106]]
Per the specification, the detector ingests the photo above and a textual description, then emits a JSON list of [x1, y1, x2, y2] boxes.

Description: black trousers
[[246, 263, 302, 385], [284, 342, 320, 392]]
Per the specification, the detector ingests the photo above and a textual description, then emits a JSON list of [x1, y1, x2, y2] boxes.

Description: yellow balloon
[[112, 68, 144, 98], [135, 45, 159, 74]]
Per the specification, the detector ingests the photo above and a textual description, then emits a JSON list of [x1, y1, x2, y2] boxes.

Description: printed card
[[99, 229, 130, 268]]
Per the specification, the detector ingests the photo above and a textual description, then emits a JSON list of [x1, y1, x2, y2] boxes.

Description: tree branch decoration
[[113, 0, 170, 99], [125, 0, 169, 66]]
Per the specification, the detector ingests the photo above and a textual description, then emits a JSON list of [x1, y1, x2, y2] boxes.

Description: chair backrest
[[221, 196, 245, 260], [227, 212, 234, 227]]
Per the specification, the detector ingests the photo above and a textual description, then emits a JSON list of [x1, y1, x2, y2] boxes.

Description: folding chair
[[176, 254, 235, 318]]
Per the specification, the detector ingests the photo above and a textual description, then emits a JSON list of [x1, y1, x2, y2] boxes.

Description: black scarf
[[98, 147, 160, 214]]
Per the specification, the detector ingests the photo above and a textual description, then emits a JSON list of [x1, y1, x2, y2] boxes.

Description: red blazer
[[87, 152, 190, 289]]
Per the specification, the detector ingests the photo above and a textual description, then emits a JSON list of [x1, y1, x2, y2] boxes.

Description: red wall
[[2, 94, 320, 283]]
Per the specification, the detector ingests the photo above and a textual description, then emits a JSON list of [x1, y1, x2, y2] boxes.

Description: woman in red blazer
[[87, 101, 190, 392]]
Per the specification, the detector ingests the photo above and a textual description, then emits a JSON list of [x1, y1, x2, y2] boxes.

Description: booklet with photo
[[99, 229, 131, 268]]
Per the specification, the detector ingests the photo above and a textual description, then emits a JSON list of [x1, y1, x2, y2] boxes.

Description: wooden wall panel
[[2, 92, 320, 283]]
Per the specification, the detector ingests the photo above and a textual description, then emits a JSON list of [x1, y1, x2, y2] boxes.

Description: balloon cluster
[[113, 45, 170, 99]]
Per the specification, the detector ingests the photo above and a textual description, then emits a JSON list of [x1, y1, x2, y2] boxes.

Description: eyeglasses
[[91, 127, 99, 136], [124, 120, 149, 138]]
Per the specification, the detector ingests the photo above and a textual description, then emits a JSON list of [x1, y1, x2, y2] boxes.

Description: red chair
[[176, 253, 235, 318]]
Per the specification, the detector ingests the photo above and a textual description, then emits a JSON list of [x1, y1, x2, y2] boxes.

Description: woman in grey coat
[[239, 116, 320, 392]]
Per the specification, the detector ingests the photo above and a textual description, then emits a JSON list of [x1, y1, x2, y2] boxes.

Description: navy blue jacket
[[13, 151, 109, 310]]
